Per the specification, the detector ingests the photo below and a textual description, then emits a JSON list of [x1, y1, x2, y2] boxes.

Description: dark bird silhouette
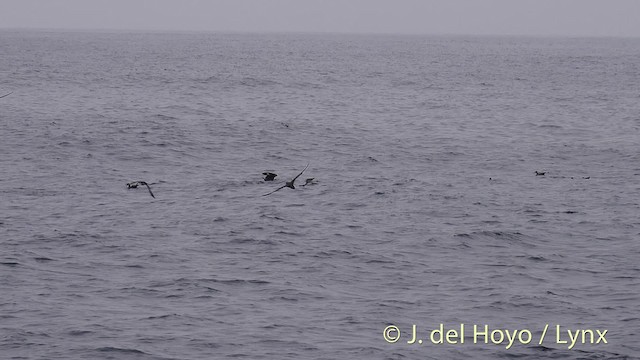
[[127, 181, 155, 198], [534, 171, 546, 176], [301, 178, 316, 187], [262, 172, 277, 181], [262, 163, 309, 196], [0, 92, 12, 99]]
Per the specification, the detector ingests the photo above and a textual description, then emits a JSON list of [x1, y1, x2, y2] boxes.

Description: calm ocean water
[[1, 30, 639, 359]]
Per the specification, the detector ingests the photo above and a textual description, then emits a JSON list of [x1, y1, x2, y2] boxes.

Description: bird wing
[[262, 184, 286, 196], [0, 92, 12, 99], [142, 182, 155, 198], [290, 163, 309, 185]]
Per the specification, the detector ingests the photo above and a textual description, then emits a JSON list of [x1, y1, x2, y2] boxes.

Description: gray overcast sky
[[1, 0, 639, 37]]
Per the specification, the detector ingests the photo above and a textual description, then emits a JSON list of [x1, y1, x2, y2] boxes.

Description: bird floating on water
[[301, 178, 316, 186], [262, 163, 309, 196], [127, 181, 155, 198], [262, 172, 277, 181], [535, 171, 546, 176]]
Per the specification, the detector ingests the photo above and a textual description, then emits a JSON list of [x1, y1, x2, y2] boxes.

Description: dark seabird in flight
[[535, 171, 546, 176], [127, 181, 155, 198], [262, 172, 277, 181], [0, 92, 13, 99], [262, 163, 309, 196]]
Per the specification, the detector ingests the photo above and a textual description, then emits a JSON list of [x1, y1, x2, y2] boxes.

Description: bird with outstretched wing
[[262, 163, 309, 196], [127, 181, 155, 198]]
